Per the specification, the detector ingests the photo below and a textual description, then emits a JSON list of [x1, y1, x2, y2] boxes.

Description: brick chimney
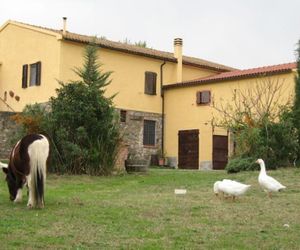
[[62, 17, 67, 35], [174, 38, 183, 82]]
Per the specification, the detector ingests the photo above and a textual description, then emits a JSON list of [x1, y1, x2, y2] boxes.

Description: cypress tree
[[293, 40, 300, 155]]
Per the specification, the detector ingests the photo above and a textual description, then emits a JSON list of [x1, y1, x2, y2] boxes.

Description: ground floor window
[[143, 120, 156, 146]]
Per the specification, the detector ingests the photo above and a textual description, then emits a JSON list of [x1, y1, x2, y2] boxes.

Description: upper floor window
[[196, 90, 211, 105], [143, 120, 156, 146], [144, 71, 157, 95], [22, 61, 41, 88], [29, 61, 41, 86]]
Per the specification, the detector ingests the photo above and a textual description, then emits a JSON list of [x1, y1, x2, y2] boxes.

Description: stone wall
[[0, 112, 19, 159], [118, 109, 162, 164]]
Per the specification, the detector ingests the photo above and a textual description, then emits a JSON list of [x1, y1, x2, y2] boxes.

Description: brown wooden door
[[178, 129, 199, 169], [213, 135, 228, 170]]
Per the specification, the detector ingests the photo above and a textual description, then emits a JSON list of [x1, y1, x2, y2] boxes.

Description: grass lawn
[[0, 167, 300, 249]]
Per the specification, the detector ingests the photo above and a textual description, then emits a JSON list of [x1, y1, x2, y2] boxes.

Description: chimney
[[62, 17, 67, 35], [174, 38, 183, 82]]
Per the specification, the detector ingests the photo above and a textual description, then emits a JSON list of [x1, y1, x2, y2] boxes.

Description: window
[[143, 120, 156, 146], [196, 90, 211, 105], [120, 110, 127, 123], [29, 61, 41, 86], [144, 71, 157, 95]]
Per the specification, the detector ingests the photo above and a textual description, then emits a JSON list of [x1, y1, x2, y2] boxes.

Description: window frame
[[29, 61, 41, 87]]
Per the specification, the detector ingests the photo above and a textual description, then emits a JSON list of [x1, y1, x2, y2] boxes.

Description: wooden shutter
[[196, 90, 211, 104], [36, 61, 41, 86], [196, 91, 201, 104], [144, 72, 157, 95], [22, 64, 28, 88]]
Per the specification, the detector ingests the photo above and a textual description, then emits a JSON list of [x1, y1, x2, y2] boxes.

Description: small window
[[143, 120, 156, 146], [29, 61, 41, 86], [120, 110, 127, 123], [144, 71, 157, 95], [22, 64, 28, 88], [196, 90, 211, 105]]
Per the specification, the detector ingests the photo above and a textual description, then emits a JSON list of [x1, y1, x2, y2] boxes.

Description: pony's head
[[2, 166, 18, 201]]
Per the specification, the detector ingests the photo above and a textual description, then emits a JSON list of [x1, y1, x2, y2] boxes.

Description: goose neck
[[259, 162, 266, 174]]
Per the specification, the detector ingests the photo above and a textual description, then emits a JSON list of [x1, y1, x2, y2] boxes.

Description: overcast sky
[[1, 0, 300, 69]]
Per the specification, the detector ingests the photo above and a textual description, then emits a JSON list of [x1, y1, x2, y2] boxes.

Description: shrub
[[226, 157, 258, 173]]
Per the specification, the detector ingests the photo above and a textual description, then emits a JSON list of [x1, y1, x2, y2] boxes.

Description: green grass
[[0, 168, 300, 249]]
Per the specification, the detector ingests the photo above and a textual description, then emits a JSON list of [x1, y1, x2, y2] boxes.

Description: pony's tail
[[30, 135, 49, 208], [33, 165, 45, 207]]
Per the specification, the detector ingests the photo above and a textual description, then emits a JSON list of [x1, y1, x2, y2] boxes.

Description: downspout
[[160, 61, 166, 156]]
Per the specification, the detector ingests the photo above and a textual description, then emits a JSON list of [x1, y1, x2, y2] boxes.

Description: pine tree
[[74, 40, 113, 91]]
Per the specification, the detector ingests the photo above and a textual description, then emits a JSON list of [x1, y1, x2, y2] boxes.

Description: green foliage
[[292, 40, 300, 156], [231, 107, 298, 170], [9, 104, 49, 146], [225, 156, 258, 173], [134, 40, 147, 48]]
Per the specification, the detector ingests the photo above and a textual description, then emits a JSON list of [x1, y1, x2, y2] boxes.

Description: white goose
[[214, 179, 251, 200], [256, 159, 286, 198]]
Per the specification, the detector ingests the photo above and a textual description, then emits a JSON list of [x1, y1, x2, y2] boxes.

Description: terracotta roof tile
[[164, 62, 297, 90], [9, 20, 235, 72]]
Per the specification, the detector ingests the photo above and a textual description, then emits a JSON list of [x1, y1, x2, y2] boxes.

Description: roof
[[2, 20, 235, 72], [164, 62, 297, 90]]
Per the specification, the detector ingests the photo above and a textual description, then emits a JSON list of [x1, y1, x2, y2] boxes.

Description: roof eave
[[0, 20, 63, 40], [163, 69, 294, 90]]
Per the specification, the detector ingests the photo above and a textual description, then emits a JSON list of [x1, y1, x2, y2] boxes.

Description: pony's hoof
[[27, 203, 33, 209]]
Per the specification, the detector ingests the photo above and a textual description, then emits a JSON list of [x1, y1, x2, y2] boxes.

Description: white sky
[[1, 0, 300, 69]]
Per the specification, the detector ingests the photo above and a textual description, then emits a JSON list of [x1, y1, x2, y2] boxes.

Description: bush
[[225, 157, 259, 173]]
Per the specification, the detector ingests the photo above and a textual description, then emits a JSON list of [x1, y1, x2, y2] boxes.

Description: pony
[[0, 134, 49, 208]]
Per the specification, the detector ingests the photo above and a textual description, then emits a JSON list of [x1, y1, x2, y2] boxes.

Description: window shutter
[[36, 61, 41, 86], [22, 64, 28, 88], [196, 91, 201, 104], [144, 72, 157, 95]]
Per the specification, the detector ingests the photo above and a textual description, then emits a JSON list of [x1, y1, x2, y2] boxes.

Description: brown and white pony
[[1, 134, 49, 208]]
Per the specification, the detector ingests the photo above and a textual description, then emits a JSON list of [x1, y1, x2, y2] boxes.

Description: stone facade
[[118, 109, 162, 164], [0, 112, 19, 159]]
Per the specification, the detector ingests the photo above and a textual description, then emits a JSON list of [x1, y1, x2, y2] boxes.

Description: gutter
[[160, 61, 166, 156]]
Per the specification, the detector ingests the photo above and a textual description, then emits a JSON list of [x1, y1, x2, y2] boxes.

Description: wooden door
[[213, 135, 228, 170], [178, 129, 199, 169]]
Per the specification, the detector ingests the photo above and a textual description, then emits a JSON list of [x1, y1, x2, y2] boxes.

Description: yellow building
[[164, 63, 296, 169], [0, 19, 296, 168], [0, 19, 233, 161]]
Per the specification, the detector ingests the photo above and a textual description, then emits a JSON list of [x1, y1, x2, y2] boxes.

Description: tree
[[293, 40, 300, 154], [213, 77, 297, 170], [47, 42, 120, 175]]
